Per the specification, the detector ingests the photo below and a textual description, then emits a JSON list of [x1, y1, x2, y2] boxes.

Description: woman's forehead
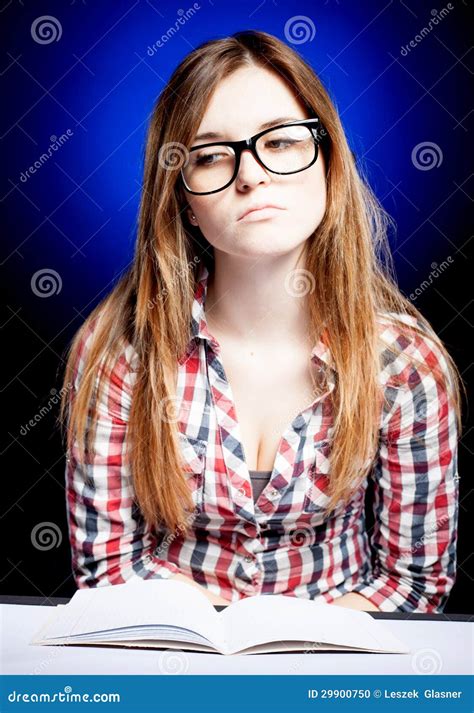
[[196, 66, 304, 131]]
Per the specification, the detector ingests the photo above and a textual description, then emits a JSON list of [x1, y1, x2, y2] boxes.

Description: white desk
[[1, 603, 472, 675]]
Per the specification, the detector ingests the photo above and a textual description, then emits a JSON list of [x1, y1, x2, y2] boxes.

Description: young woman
[[60, 30, 463, 612]]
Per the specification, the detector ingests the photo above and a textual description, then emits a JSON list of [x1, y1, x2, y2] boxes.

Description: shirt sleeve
[[351, 322, 460, 612], [65, 324, 179, 588]]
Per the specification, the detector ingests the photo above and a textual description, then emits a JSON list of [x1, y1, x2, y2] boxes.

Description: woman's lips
[[237, 207, 285, 222]]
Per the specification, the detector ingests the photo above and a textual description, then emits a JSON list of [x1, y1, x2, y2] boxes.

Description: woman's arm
[[66, 328, 229, 606], [171, 573, 228, 605], [331, 592, 379, 611], [65, 328, 180, 587], [348, 324, 459, 613]]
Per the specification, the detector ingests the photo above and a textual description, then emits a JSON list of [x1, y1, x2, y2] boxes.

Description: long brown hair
[[59, 30, 465, 534]]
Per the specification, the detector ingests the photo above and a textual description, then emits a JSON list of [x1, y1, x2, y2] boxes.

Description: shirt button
[[244, 555, 253, 563], [269, 488, 278, 498]]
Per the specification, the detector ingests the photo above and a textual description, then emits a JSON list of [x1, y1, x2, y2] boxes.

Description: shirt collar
[[181, 259, 336, 374]]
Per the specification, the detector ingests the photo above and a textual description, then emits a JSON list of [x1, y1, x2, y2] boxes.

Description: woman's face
[[184, 65, 327, 260]]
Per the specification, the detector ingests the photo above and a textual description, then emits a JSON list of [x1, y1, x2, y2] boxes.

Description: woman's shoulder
[[73, 312, 140, 390], [375, 309, 452, 392]]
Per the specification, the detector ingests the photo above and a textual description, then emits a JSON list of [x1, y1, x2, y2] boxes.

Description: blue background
[[1, 0, 472, 609]]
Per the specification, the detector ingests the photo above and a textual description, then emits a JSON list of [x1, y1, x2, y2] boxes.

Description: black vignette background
[[1, 0, 473, 612]]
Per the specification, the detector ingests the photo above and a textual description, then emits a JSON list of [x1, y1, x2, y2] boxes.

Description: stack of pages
[[30, 579, 409, 656]]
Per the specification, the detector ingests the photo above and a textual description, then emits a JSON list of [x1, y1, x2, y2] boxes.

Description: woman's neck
[[204, 249, 312, 347]]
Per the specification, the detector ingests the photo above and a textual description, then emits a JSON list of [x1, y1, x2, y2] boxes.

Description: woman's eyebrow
[[193, 116, 303, 143]]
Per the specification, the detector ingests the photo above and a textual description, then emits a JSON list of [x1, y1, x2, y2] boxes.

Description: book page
[[70, 640, 218, 654], [30, 579, 224, 651], [240, 641, 373, 654], [219, 594, 409, 655]]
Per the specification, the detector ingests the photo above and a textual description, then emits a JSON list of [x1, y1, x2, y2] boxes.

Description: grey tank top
[[249, 469, 272, 501]]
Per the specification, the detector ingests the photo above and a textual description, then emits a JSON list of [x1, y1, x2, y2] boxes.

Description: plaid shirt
[[66, 261, 459, 613]]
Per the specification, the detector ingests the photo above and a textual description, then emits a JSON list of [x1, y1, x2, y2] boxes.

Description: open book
[[30, 579, 409, 655]]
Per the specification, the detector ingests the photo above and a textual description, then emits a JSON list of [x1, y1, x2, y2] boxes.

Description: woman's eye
[[265, 139, 294, 150], [195, 153, 225, 166]]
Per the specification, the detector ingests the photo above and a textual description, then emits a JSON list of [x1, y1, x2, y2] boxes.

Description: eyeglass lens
[[182, 124, 317, 194]]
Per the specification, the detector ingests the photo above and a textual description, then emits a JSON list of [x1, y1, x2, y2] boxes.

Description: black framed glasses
[[180, 117, 328, 195]]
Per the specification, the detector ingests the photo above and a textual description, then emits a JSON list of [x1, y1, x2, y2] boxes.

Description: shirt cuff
[[141, 553, 180, 579], [110, 553, 180, 583], [350, 575, 432, 613]]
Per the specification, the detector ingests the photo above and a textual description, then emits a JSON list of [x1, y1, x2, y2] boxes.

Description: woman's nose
[[235, 148, 271, 189]]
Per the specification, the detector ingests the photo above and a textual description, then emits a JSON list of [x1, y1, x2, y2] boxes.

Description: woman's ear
[[176, 182, 198, 226], [186, 207, 198, 226]]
